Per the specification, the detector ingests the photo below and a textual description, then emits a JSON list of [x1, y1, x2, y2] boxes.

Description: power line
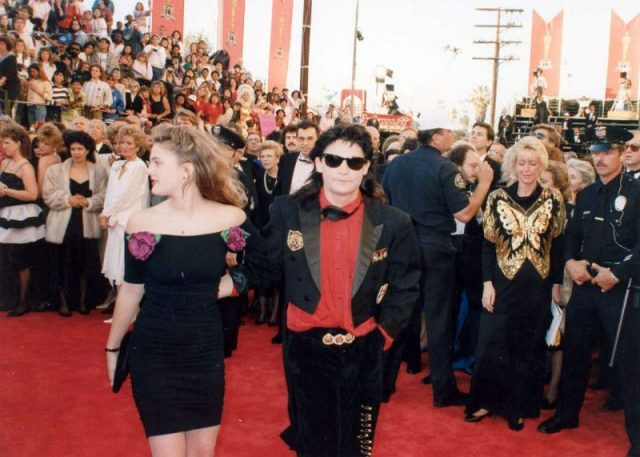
[[473, 7, 523, 126]]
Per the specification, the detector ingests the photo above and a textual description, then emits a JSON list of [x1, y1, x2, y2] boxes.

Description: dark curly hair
[[294, 123, 386, 208], [63, 130, 96, 162]]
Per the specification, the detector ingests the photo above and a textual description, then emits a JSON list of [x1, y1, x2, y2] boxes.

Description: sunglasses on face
[[625, 144, 640, 153], [322, 153, 369, 170]]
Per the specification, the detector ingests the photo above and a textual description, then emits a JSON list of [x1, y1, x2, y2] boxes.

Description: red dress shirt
[[287, 189, 392, 348]]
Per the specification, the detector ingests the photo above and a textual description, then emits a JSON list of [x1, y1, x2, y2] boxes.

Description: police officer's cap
[[211, 125, 245, 149], [589, 126, 633, 152]]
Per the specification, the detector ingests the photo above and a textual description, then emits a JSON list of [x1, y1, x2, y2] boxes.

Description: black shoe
[[58, 308, 72, 317], [267, 319, 279, 327], [537, 416, 579, 434], [434, 391, 468, 408], [7, 303, 30, 317], [406, 365, 421, 375], [464, 410, 492, 423], [628, 445, 640, 457], [421, 375, 432, 384], [78, 305, 90, 315], [271, 333, 283, 344], [540, 397, 557, 410], [603, 398, 624, 412], [508, 418, 524, 431], [588, 380, 608, 391], [34, 301, 55, 312], [255, 315, 267, 325], [381, 389, 394, 403]]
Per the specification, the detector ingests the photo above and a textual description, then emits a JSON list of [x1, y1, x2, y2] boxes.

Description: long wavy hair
[[151, 124, 247, 208], [293, 124, 387, 208]]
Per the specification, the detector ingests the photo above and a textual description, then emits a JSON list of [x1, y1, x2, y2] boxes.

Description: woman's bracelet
[[105, 347, 120, 353]]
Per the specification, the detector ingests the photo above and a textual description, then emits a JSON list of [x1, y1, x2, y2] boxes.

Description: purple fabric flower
[[128, 232, 161, 261], [221, 226, 250, 253]]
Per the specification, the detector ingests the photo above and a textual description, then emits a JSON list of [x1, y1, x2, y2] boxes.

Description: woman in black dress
[[106, 124, 273, 456], [464, 136, 566, 430], [43, 131, 108, 316]]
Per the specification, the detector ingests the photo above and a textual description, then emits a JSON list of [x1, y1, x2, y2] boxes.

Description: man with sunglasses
[[255, 124, 420, 456], [538, 126, 640, 457], [622, 131, 640, 180], [382, 110, 493, 408]]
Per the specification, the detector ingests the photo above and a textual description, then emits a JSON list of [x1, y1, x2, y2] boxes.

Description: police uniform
[[538, 127, 640, 456], [382, 144, 470, 405]]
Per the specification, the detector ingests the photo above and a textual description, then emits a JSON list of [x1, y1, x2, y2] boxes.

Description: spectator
[[59, 0, 84, 33], [26, 63, 53, 126], [143, 34, 165, 81], [132, 2, 150, 33], [131, 51, 152, 86], [0, 36, 20, 115], [82, 64, 112, 119], [90, 7, 108, 39], [62, 78, 86, 124]]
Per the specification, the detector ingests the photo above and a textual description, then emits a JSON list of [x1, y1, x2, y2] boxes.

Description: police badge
[[287, 230, 304, 251], [454, 173, 466, 189]]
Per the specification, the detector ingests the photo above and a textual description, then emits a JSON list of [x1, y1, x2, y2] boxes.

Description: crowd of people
[[1, 2, 640, 457]]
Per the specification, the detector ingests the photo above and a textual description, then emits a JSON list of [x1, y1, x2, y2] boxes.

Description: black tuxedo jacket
[[276, 152, 301, 196], [485, 155, 502, 191], [258, 194, 421, 339]]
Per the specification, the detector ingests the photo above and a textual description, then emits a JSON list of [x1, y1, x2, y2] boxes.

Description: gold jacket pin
[[372, 248, 388, 263], [287, 230, 304, 251]]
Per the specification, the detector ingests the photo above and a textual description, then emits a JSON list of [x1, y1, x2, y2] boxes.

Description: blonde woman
[[465, 137, 567, 431]]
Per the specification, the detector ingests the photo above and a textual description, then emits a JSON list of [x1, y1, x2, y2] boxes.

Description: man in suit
[[623, 130, 640, 180], [276, 120, 319, 196], [260, 124, 421, 456], [585, 103, 598, 142], [469, 122, 502, 190], [0, 36, 20, 116], [280, 123, 299, 155]]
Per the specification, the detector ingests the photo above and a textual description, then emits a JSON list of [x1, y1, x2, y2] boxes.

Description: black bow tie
[[298, 156, 312, 164], [321, 204, 361, 222]]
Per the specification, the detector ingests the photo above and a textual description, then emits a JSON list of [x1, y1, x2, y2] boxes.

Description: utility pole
[[349, 0, 361, 120], [473, 7, 523, 127], [300, 0, 313, 116]]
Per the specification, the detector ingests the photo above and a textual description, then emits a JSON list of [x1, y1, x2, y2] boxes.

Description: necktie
[[586, 184, 607, 262]]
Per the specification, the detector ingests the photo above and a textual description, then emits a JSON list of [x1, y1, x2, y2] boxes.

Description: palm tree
[[470, 85, 491, 123]]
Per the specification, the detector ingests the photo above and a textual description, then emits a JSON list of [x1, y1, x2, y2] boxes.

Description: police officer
[[382, 110, 493, 407], [538, 126, 640, 457]]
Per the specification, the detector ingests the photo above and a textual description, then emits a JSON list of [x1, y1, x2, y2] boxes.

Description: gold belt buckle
[[322, 332, 355, 346]]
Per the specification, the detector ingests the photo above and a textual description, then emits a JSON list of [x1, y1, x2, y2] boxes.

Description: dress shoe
[[267, 319, 279, 327], [464, 410, 492, 423], [508, 418, 524, 431], [406, 365, 421, 375], [255, 315, 267, 325], [627, 445, 640, 457], [7, 303, 30, 317], [588, 379, 608, 391], [434, 391, 468, 408], [603, 398, 624, 412], [537, 416, 579, 434], [78, 305, 90, 315], [58, 308, 72, 317], [421, 375, 432, 384], [34, 301, 55, 312], [271, 333, 283, 344], [540, 397, 557, 410]]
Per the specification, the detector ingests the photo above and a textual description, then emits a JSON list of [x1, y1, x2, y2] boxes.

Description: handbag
[[545, 302, 565, 348], [112, 331, 132, 393]]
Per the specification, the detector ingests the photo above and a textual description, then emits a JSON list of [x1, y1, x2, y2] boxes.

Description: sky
[[116, 0, 640, 125]]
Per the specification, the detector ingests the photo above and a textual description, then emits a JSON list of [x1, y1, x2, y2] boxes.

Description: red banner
[[151, 0, 185, 37], [218, 0, 246, 67], [528, 10, 564, 98], [360, 113, 413, 133], [268, 0, 294, 90], [605, 11, 640, 99]]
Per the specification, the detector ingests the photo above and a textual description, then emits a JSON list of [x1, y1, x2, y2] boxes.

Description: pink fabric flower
[[221, 226, 249, 253], [128, 231, 161, 261]]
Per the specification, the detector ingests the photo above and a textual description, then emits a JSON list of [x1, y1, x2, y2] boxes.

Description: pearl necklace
[[263, 171, 278, 195]]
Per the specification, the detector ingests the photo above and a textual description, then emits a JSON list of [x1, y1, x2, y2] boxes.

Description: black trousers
[[620, 290, 640, 452], [556, 282, 625, 420], [286, 328, 384, 457], [420, 245, 459, 401]]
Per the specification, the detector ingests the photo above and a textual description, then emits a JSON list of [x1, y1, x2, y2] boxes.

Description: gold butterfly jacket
[[483, 187, 567, 280]]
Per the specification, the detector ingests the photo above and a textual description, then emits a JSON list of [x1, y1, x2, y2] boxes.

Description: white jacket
[[43, 159, 108, 244]]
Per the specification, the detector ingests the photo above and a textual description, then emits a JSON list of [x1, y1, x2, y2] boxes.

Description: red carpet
[[0, 312, 629, 456]]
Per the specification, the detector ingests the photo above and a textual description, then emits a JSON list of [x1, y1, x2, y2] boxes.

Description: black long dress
[[466, 184, 566, 421], [124, 222, 273, 437]]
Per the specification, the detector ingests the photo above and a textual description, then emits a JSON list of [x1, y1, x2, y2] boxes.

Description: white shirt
[[289, 154, 314, 194], [144, 44, 166, 68]]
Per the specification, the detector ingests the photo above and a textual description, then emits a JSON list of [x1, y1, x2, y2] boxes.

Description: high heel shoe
[[464, 410, 492, 423], [7, 302, 30, 317], [508, 417, 524, 431]]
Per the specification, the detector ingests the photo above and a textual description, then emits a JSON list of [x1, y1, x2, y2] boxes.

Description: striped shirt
[[52, 87, 70, 106], [82, 80, 113, 107]]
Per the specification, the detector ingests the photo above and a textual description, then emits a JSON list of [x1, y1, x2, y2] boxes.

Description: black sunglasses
[[322, 153, 369, 170]]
